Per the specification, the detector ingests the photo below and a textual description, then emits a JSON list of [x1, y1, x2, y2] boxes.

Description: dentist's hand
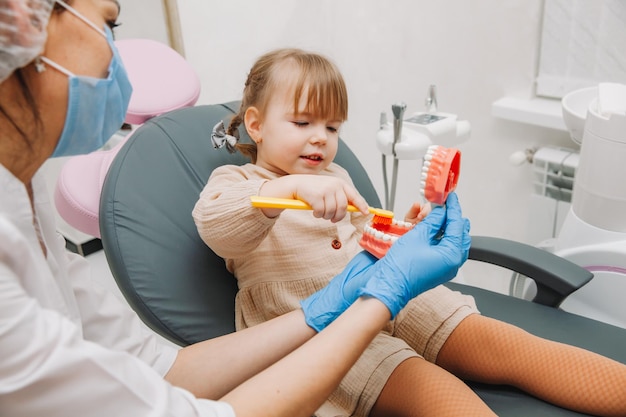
[[301, 193, 470, 331], [357, 192, 471, 318], [300, 250, 377, 332]]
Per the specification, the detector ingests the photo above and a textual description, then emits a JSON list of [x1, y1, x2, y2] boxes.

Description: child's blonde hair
[[227, 48, 348, 163]]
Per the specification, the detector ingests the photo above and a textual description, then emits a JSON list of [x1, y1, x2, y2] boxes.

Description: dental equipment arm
[[378, 85, 470, 210], [387, 102, 406, 211]]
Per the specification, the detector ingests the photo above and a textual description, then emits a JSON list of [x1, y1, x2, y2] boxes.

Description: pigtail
[[226, 113, 242, 137], [229, 110, 258, 163]]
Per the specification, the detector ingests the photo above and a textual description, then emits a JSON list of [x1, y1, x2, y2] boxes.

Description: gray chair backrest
[[100, 102, 379, 346]]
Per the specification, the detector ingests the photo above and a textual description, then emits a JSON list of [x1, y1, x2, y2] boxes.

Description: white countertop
[[491, 96, 566, 132]]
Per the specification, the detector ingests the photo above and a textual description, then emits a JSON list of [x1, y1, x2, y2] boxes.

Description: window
[[536, 0, 626, 98]]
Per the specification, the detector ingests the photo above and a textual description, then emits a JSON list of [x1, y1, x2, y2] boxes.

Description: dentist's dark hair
[[0, 3, 67, 143], [0, 68, 40, 145]]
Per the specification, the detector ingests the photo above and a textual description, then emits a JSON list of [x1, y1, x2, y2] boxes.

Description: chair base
[[63, 236, 103, 257]]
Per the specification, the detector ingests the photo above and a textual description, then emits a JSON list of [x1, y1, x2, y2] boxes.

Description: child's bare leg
[[436, 314, 626, 417], [370, 357, 497, 417]]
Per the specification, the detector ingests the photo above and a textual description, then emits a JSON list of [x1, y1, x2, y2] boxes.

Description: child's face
[[253, 84, 343, 176]]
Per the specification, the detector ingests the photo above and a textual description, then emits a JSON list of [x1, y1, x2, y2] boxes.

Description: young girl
[[193, 48, 626, 417]]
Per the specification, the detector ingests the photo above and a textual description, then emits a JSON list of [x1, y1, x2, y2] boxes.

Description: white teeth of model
[[391, 236, 399, 243], [365, 225, 394, 241], [392, 219, 411, 228], [423, 160, 431, 169], [420, 180, 426, 189]]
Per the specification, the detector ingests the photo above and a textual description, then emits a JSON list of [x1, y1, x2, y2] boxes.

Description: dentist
[[0, 1, 471, 416]]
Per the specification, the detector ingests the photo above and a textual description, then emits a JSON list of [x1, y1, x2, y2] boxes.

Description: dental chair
[[99, 102, 626, 417]]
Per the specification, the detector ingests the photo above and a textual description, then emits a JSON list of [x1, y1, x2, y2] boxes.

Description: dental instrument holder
[[377, 86, 471, 210]]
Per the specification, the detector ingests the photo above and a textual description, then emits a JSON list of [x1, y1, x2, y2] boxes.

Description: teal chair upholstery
[[100, 102, 626, 417]]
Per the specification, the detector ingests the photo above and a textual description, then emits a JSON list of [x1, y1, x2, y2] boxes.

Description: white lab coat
[[0, 164, 235, 417]]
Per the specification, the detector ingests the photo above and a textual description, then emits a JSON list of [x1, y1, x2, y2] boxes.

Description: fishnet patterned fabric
[[371, 357, 497, 417], [437, 315, 626, 417]]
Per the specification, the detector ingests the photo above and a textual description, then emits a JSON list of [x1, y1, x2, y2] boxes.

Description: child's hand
[[260, 175, 369, 222], [404, 201, 432, 224], [295, 175, 369, 222]]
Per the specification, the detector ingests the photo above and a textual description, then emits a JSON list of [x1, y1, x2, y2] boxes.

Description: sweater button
[[331, 239, 342, 249]]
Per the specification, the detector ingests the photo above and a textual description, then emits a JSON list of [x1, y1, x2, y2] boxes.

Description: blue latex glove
[[357, 192, 471, 318], [301, 192, 470, 331], [300, 250, 377, 332]]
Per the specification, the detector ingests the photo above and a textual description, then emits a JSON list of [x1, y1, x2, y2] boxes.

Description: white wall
[[121, 0, 581, 293], [115, 1, 169, 44]]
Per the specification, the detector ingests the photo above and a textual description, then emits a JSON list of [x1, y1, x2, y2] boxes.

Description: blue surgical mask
[[38, 2, 132, 158]]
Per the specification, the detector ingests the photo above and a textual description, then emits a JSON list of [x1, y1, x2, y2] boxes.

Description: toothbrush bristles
[[372, 214, 393, 225], [369, 207, 394, 226]]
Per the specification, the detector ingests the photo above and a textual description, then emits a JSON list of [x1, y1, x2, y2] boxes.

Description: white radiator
[[527, 146, 579, 245]]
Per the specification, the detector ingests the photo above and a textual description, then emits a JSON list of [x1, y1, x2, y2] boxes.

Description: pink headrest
[[116, 39, 201, 125]]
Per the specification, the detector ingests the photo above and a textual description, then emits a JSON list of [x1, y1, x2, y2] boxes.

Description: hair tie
[[211, 120, 239, 153]]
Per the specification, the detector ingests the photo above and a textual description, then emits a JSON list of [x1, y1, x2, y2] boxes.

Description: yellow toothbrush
[[250, 196, 394, 224]]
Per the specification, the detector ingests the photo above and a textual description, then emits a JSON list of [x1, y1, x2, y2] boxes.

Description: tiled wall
[[536, 0, 626, 98]]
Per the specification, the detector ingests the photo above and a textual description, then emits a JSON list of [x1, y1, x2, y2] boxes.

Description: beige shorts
[[315, 285, 479, 417]]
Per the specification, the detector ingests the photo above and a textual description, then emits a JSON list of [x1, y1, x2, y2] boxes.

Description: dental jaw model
[[360, 85, 469, 258], [421, 144, 461, 206], [360, 218, 414, 259]]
